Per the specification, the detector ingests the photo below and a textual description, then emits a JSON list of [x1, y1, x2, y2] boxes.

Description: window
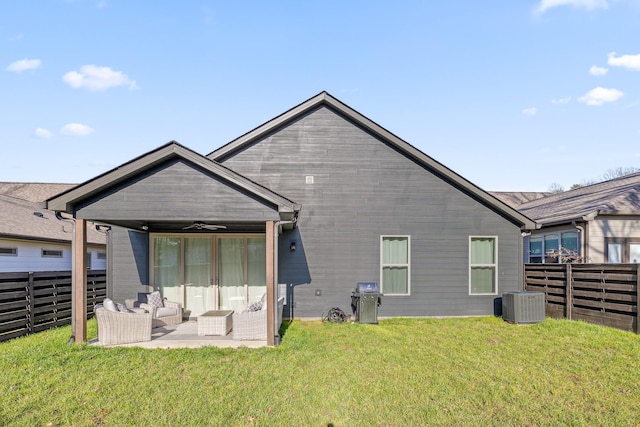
[[97, 252, 106, 260], [380, 236, 410, 295], [529, 236, 543, 263], [544, 234, 559, 263], [527, 230, 581, 263], [86, 252, 92, 269], [41, 249, 63, 258], [470, 237, 497, 295], [606, 238, 640, 263], [0, 247, 17, 256]]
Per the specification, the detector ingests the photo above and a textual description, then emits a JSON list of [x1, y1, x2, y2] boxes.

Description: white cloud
[[552, 97, 571, 104], [589, 65, 608, 76], [535, 0, 608, 13], [61, 123, 94, 136], [34, 128, 52, 138], [62, 65, 138, 91], [6, 58, 42, 73], [607, 52, 640, 71], [522, 107, 538, 117], [578, 87, 624, 106]]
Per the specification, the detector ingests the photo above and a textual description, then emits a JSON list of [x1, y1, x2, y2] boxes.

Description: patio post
[[266, 220, 275, 346], [73, 218, 88, 343]]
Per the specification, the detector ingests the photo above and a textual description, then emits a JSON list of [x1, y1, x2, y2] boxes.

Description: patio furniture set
[[95, 291, 284, 346]]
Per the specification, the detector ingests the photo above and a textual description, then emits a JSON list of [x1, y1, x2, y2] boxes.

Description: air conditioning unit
[[502, 291, 545, 324]]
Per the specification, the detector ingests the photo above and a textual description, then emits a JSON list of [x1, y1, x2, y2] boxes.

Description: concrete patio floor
[[90, 320, 268, 349]]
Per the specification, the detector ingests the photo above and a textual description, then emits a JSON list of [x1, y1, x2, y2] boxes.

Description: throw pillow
[[248, 300, 263, 312], [103, 298, 118, 312], [116, 303, 133, 313], [147, 291, 164, 308], [136, 292, 150, 306]]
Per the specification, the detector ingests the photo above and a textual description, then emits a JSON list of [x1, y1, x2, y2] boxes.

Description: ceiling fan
[[182, 222, 227, 231]]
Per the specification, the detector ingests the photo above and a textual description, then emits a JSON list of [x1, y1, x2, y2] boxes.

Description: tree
[[601, 167, 639, 181], [548, 182, 564, 193]]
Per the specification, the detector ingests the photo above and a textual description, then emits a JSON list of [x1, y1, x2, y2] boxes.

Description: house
[[510, 172, 640, 264], [0, 183, 106, 272], [46, 92, 536, 344]]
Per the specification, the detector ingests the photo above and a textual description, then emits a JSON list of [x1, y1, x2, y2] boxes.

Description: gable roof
[[517, 172, 640, 226], [46, 141, 300, 216], [0, 194, 105, 245], [208, 91, 537, 230]]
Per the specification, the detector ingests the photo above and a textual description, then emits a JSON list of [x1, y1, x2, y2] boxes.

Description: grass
[[1, 317, 640, 426]]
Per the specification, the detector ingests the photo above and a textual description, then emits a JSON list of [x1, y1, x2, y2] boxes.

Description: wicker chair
[[233, 296, 285, 340], [95, 306, 152, 346], [125, 293, 183, 328]]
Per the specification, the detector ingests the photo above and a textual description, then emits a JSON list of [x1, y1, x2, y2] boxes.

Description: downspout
[[272, 217, 297, 346], [55, 212, 76, 344], [572, 221, 587, 262]]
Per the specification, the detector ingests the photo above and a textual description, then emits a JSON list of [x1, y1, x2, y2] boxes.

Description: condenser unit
[[502, 291, 545, 324]]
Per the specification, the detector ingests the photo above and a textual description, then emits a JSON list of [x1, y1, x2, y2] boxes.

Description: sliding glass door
[[151, 234, 266, 316], [184, 237, 212, 314], [218, 237, 267, 312]]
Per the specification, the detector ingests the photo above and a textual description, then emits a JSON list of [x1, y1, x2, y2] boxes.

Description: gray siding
[[76, 159, 279, 222], [221, 106, 522, 318], [108, 226, 150, 301]]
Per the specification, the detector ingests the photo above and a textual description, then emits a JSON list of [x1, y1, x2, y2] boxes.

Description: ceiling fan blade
[[182, 222, 227, 230]]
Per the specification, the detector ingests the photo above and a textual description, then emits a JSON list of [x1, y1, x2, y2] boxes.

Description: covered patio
[[46, 142, 300, 348]]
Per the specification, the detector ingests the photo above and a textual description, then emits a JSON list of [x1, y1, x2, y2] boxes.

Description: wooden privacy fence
[[524, 263, 640, 333], [0, 270, 106, 342]]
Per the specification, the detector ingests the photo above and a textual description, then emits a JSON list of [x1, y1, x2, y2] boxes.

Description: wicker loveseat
[[233, 296, 285, 340], [95, 303, 152, 346]]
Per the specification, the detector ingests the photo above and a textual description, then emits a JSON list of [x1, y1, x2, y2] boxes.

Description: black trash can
[[351, 282, 382, 324]]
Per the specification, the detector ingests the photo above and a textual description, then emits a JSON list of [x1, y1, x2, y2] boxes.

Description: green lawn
[[1, 316, 639, 426]]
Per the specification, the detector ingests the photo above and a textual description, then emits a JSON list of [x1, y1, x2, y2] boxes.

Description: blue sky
[[2, 0, 639, 192]]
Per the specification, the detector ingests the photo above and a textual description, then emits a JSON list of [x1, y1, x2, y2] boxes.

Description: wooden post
[[73, 219, 88, 343], [266, 221, 275, 347], [27, 272, 34, 334], [636, 264, 640, 334], [566, 263, 573, 320]]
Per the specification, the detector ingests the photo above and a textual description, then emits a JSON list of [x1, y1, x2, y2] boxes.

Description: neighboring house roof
[[0, 194, 105, 245], [517, 172, 640, 226], [0, 182, 76, 204], [489, 191, 551, 209], [46, 141, 301, 219], [208, 91, 537, 230]]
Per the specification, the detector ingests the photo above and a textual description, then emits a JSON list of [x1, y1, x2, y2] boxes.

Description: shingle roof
[[489, 191, 551, 208], [0, 194, 105, 244], [516, 172, 640, 225], [0, 182, 76, 204]]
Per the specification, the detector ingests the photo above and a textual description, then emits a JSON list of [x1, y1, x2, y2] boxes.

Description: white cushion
[[156, 307, 177, 318], [103, 298, 118, 312]]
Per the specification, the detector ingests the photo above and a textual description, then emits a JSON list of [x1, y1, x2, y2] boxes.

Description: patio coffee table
[[197, 310, 234, 336]]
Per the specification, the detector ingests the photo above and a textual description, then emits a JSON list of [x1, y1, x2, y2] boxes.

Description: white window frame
[[469, 236, 498, 296], [380, 235, 411, 296], [0, 247, 17, 256], [41, 249, 63, 258]]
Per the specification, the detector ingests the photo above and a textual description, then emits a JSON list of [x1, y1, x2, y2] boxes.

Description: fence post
[[566, 264, 573, 320], [636, 264, 640, 334], [27, 272, 35, 334]]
